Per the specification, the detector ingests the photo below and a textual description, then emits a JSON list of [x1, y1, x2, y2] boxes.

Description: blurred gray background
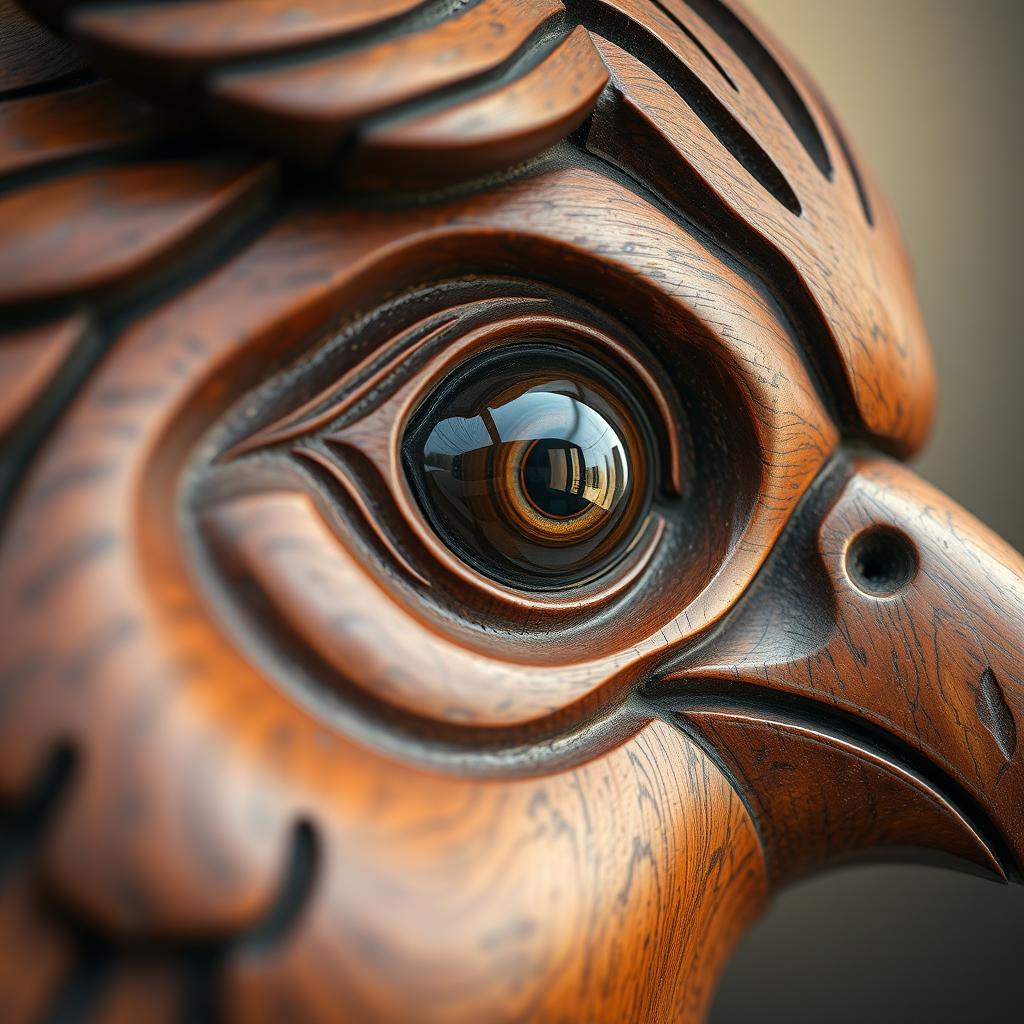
[[712, 1, 1024, 1021]]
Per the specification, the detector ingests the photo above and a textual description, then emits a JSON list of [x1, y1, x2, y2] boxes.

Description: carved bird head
[[0, 1, 1019, 1021]]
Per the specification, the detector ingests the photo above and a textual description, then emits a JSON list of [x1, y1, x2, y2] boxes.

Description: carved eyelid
[[182, 264, 776, 733], [209, 291, 690, 610], [219, 302, 687, 498]]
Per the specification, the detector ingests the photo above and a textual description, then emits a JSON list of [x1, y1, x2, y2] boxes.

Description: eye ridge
[[404, 343, 657, 591]]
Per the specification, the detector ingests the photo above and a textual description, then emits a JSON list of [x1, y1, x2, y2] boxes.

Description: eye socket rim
[[206, 293, 693, 616], [402, 341, 660, 592]]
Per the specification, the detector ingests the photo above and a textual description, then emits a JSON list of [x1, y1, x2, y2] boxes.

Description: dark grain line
[[182, 819, 321, 1019], [348, 9, 574, 138], [84, 0, 477, 85], [43, 824, 319, 1024], [0, 183, 280, 526], [3, 808, 319, 1024], [236, 820, 319, 957], [194, 0, 484, 82], [19, 531, 117, 608]]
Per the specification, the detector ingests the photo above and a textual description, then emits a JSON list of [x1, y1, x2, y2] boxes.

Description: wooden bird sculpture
[[0, 1, 1020, 1021]]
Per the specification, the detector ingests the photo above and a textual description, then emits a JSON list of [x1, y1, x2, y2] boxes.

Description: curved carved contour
[[0, 1, 1018, 1021]]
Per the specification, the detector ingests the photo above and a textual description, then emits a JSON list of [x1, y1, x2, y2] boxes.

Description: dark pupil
[[406, 356, 648, 589], [521, 439, 590, 519]]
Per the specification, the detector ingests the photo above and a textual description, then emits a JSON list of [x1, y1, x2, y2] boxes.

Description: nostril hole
[[845, 526, 918, 596]]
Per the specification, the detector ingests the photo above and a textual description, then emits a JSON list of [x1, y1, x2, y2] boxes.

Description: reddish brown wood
[[680, 696, 1005, 885], [669, 457, 1024, 882], [351, 25, 610, 189], [209, 0, 566, 163], [88, 960, 185, 1024], [220, 722, 764, 1023], [23, 0, 607, 189], [72, 0, 426, 72], [0, 158, 274, 309], [0, 315, 86, 436], [0, 81, 156, 179], [583, 2, 934, 455], [0, 1, 1020, 1022]]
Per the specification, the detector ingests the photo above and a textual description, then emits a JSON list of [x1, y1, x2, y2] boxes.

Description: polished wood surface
[[0, 158, 274, 307], [0, 1, 1019, 1021], [0, 80, 156, 180]]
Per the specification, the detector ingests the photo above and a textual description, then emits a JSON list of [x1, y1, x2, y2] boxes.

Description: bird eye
[[403, 345, 654, 589]]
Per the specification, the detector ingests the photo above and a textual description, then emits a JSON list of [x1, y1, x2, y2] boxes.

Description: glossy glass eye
[[403, 346, 653, 589]]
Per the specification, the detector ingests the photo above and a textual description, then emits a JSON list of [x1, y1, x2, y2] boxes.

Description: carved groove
[[0, 1, 995, 1019], [0, 68, 96, 103], [352, 20, 605, 190], [235, 820, 318, 957], [4, 811, 320, 1024], [649, 0, 736, 91], [683, 0, 832, 178], [579, 113, 859, 439], [566, 0, 802, 214], [650, 680, 1019, 881], [183, 820, 319, 1021], [977, 668, 1017, 761], [822, 101, 874, 225], [0, 172, 279, 522], [211, 2, 574, 148], [74, 0, 475, 78], [295, 444, 434, 588], [0, 743, 77, 879], [40, 935, 113, 1024]]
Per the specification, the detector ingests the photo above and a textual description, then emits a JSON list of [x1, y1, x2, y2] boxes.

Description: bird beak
[[654, 453, 1024, 887]]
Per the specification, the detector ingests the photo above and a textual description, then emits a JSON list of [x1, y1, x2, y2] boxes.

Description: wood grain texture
[[680, 700, 1005, 885], [219, 723, 765, 1024], [578, 0, 934, 455], [17, 0, 936, 453], [26, 0, 596, 184], [665, 456, 1024, 883], [0, 1, 1021, 1022], [0, 166, 832, 730], [0, 0, 86, 95]]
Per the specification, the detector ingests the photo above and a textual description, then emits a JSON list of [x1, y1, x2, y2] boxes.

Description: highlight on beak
[[651, 453, 1024, 887]]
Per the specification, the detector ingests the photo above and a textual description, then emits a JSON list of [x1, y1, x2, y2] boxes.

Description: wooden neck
[[221, 720, 768, 1022]]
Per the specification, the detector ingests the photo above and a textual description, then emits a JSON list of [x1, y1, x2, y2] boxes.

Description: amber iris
[[404, 346, 651, 588]]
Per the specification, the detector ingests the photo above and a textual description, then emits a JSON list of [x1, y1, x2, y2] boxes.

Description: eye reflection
[[405, 347, 652, 589]]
